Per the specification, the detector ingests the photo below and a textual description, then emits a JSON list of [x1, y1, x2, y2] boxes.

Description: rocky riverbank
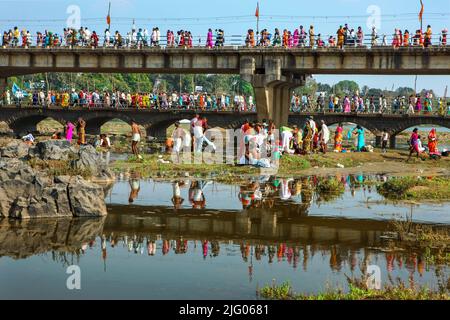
[[0, 140, 114, 219]]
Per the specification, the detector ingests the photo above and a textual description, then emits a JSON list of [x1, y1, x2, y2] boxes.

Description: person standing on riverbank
[[65, 120, 75, 142], [428, 128, 438, 154], [334, 123, 343, 152], [407, 128, 421, 161], [353, 125, 365, 152], [131, 120, 142, 159], [319, 120, 330, 154], [76, 117, 86, 145], [381, 129, 389, 153]]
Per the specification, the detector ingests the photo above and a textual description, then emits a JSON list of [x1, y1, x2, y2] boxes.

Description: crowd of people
[[0, 88, 256, 111], [291, 91, 449, 115], [1, 24, 447, 49], [2, 86, 448, 116]]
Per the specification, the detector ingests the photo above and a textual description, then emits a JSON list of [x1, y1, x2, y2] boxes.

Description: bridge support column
[[253, 81, 293, 127], [0, 78, 8, 104], [0, 78, 7, 98], [375, 135, 382, 148], [389, 135, 397, 149], [241, 56, 307, 128]]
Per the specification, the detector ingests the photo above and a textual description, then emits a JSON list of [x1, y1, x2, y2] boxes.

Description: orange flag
[[419, 0, 424, 22], [106, 1, 111, 26], [255, 2, 259, 18]]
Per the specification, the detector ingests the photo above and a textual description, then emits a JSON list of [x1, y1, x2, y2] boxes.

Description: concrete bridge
[[1, 46, 450, 127], [0, 106, 448, 148]]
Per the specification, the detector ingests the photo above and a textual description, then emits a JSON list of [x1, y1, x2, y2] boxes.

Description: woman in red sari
[[428, 128, 438, 154]]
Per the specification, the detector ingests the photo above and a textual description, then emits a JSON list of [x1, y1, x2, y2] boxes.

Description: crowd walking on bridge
[[1, 23, 448, 49]]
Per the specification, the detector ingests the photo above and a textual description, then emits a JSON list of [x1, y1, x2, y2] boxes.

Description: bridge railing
[[0, 102, 447, 117], [1, 33, 448, 50]]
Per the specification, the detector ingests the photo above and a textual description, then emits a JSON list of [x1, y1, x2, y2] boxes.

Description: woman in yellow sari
[[334, 123, 343, 152], [61, 92, 69, 108], [302, 122, 313, 154]]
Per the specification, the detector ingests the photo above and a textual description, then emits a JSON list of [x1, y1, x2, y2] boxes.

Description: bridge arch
[[8, 114, 66, 135], [83, 114, 134, 135], [36, 117, 65, 134]]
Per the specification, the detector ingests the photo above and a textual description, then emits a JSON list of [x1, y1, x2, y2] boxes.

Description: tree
[[334, 80, 360, 96]]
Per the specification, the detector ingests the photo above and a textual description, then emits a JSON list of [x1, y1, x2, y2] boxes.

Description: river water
[[0, 175, 449, 299]]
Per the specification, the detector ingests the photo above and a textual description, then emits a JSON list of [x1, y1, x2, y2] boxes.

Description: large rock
[[1, 140, 30, 158], [30, 140, 77, 161], [68, 176, 107, 217], [0, 140, 111, 219], [71, 145, 114, 181]]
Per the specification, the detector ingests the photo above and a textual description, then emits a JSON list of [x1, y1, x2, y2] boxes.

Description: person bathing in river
[[131, 120, 142, 159]]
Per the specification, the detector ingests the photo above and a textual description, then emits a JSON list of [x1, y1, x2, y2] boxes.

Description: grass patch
[[378, 177, 450, 201], [315, 178, 345, 202], [259, 278, 450, 300], [28, 158, 92, 179]]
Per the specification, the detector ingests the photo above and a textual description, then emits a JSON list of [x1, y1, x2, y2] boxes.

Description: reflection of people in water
[[238, 181, 261, 209], [171, 181, 185, 210], [202, 240, 208, 259], [147, 238, 156, 256], [189, 181, 210, 209], [129, 174, 141, 203]]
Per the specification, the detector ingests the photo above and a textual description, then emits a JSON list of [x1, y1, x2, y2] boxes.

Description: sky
[[0, 0, 449, 95]]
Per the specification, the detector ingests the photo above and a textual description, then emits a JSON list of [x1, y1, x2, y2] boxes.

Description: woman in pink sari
[[206, 28, 213, 48], [343, 96, 351, 113], [65, 121, 75, 142], [293, 28, 299, 47]]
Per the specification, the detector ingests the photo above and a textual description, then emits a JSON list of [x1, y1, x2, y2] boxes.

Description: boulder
[[68, 177, 107, 217], [1, 140, 30, 158], [71, 144, 114, 180], [31, 140, 77, 161]]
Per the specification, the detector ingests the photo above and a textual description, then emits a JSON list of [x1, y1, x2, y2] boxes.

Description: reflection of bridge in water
[[104, 205, 389, 246]]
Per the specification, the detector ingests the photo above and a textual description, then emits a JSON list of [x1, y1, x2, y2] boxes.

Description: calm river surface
[[0, 175, 448, 299]]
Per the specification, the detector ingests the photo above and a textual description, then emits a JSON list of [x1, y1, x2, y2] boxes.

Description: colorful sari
[[428, 128, 438, 154], [334, 126, 343, 152]]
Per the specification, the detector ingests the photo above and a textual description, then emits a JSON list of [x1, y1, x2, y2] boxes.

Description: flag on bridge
[[419, 0, 424, 24], [255, 2, 259, 18], [106, 2, 111, 27]]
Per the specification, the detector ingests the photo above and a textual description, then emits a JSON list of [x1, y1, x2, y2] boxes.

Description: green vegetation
[[10, 73, 254, 96], [259, 279, 450, 300], [315, 178, 345, 201], [28, 158, 92, 179], [378, 177, 450, 200]]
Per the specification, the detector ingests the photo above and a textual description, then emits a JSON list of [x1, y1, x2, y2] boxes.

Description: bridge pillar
[[389, 135, 397, 149], [375, 135, 382, 148], [0, 78, 7, 94], [241, 56, 307, 128]]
